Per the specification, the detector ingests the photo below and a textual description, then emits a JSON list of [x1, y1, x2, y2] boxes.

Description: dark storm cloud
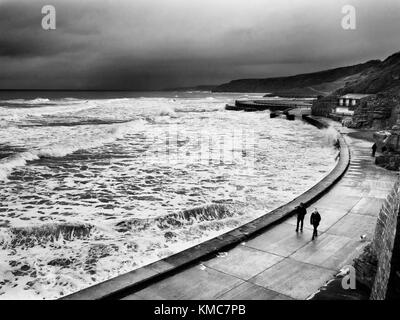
[[0, 0, 399, 90], [0, 0, 100, 58], [0, 2, 42, 57]]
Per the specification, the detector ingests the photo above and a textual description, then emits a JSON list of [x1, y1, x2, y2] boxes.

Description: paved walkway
[[121, 123, 397, 300]]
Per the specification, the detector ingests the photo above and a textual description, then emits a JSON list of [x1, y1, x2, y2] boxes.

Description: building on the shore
[[335, 94, 373, 116], [311, 93, 376, 122]]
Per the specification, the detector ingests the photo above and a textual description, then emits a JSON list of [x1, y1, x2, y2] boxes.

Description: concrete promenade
[[120, 121, 397, 300]]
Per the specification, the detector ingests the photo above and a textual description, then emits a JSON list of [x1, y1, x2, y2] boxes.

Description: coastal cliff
[[336, 52, 400, 96], [213, 50, 400, 130], [212, 60, 380, 96], [311, 51, 400, 129]]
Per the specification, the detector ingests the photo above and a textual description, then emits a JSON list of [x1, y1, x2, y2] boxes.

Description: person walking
[[310, 208, 321, 240], [295, 202, 307, 232], [372, 143, 377, 157], [334, 138, 340, 150]]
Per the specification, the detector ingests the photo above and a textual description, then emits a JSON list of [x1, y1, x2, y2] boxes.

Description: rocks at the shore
[[375, 154, 400, 171], [353, 243, 378, 290], [313, 243, 378, 300], [311, 277, 370, 300], [349, 94, 399, 129]]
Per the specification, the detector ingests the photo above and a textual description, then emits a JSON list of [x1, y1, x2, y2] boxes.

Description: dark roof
[[339, 94, 373, 100]]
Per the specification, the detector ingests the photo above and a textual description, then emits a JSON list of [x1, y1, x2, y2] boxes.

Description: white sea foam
[[0, 119, 146, 180], [0, 93, 337, 300], [157, 105, 177, 117], [322, 125, 340, 146], [1, 98, 50, 105], [0, 151, 39, 180]]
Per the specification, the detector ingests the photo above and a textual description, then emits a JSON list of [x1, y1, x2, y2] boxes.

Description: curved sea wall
[[63, 115, 350, 300]]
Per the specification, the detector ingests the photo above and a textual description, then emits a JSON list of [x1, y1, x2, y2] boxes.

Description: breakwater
[[226, 99, 312, 112]]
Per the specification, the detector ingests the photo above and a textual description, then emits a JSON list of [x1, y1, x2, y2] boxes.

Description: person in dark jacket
[[295, 202, 307, 232], [334, 139, 340, 150], [310, 208, 321, 240], [372, 143, 377, 157]]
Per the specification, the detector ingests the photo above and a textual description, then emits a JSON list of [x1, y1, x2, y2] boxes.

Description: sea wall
[[302, 114, 329, 129], [311, 95, 339, 117], [63, 116, 349, 300], [370, 180, 400, 299]]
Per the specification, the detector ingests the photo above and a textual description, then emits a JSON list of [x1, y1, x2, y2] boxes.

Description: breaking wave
[[19, 118, 136, 127], [322, 126, 340, 146], [174, 106, 222, 113], [0, 120, 143, 180], [115, 203, 244, 233], [156, 106, 177, 117], [1, 98, 51, 105], [0, 223, 93, 249]]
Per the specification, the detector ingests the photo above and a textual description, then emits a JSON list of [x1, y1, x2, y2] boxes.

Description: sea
[[0, 91, 338, 299]]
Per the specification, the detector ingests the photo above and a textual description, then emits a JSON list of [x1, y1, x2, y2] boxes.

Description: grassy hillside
[[313, 51, 400, 129], [213, 50, 400, 129], [213, 60, 381, 95], [336, 52, 400, 96]]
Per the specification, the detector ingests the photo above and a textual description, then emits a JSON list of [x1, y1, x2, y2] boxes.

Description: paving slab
[[291, 234, 361, 269], [132, 264, 244, 300], [244, 223, 314, 257], [217, 282, 280, 300], [121, 294, 145, 300], [350, 197, 387, 216], [204, 245, 284, 280], [249, 258, 335, 300], [272, 293, 296, 300], [318, 185, 366, 198], [62, 265, 159, 300], [366, 188, 394, 199], [311, 194, 362, 212], [326, 213, 377, 239]]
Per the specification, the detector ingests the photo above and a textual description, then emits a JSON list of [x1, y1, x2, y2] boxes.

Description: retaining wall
[[370, 181, 400, 300]]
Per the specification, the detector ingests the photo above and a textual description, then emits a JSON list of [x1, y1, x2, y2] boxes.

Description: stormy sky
[[0, 0, 399, 90]]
